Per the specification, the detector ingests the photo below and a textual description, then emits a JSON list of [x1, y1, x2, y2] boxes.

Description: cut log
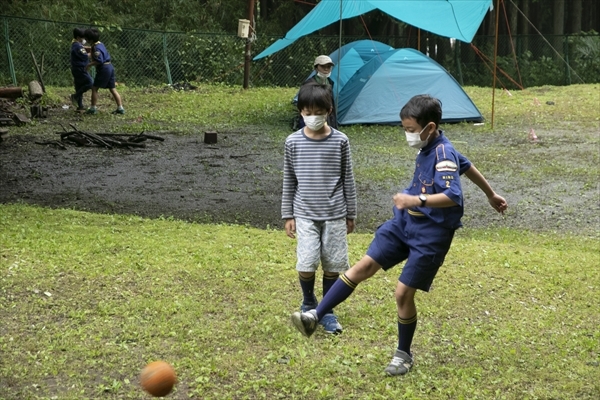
[[0, 87, 24, 99], [28, 81, 44, 101]]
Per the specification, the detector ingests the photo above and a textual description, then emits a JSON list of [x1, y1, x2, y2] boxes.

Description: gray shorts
[[295, 217, 349, 273]]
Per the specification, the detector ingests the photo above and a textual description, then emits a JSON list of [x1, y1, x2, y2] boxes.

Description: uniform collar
[[420, 130, 445, 152]]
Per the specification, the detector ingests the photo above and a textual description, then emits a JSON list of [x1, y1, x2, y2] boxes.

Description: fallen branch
[[230, 153, 259, 158], [35, 140, 67, 150]]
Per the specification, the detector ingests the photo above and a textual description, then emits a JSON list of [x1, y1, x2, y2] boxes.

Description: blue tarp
[[254, 0, 492, 60], [294, 41, 483, 125]]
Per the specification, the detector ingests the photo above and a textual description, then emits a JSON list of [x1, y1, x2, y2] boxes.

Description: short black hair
[[400, 94, 442, 128], [73, 28, 86, 39], [296, 82, 333, 112], [84, 28, 100, 43]]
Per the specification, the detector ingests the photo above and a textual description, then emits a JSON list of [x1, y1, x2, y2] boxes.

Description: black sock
[[315, 273, 357, 320], [397, 314, 418, 356], [299, 274, 317, 305]]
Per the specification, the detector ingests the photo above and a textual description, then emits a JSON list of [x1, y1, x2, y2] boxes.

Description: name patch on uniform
[[435, 160, 458, 172]]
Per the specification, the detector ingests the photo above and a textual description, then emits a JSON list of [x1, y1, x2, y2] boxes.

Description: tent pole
[[491, 0, 500, 129], [243, 0, 255, 89]]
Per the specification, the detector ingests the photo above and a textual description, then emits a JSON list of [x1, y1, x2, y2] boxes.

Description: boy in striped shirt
[[282, 82, 357, 334]]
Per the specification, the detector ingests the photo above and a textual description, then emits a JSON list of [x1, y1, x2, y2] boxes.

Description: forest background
[[4, 0, 598, 38], [1, 0, 599, 89]]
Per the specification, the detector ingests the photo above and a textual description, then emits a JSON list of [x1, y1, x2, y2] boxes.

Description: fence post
[[564, 34, 571, 85], [3, 17, 17, 86], [163, 33, 172, 85], [455, 41, 464, 85]]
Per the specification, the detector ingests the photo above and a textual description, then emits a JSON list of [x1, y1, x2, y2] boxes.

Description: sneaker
[[85, 108, 97, 115], [111, 108, 125, 115], [384, 349, 413, 376], [300, 301, 318, 313], [76, 107, 86, 113], [291, 310, 318, 337], [70, 94, 78, 107], [319, 313, 342, 334]]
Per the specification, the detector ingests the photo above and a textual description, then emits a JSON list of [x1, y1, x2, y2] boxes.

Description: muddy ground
[[0, 111, 598, 236]]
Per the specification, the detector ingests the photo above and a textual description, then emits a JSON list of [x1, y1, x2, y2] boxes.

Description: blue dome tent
[[295, 41, 484, 125]]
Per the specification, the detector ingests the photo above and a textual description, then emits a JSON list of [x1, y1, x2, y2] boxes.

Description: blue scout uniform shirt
[[91, 42, 111, 67], [70, 40, 88, 70], [403, 131, 465, 230]]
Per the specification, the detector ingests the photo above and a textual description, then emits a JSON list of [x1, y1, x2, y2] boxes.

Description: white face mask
[[82, 39, 87, 45], [303, 114, 327, 131], [317, 71, 331, 79], [405, 124, 432, 149]]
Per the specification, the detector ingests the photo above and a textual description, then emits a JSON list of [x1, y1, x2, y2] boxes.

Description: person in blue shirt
[[69, 28, 93, 112], [83, 28, 124, 115], [291, 94, 507, 376]]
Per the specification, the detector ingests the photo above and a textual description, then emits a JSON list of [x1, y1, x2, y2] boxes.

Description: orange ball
[[140, 361, 177, 397]]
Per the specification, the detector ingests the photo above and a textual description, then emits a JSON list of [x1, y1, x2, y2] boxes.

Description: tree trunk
[[259, 0, 267, 19], [486, 3, 496, 37], [520, 0, 530, 55], [571, 0, 582, 33], [509, 0, 519, 51], [553, 0, 565, 59]]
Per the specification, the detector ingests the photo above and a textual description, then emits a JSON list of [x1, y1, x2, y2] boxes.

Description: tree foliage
[[3, 0, 598, 37]]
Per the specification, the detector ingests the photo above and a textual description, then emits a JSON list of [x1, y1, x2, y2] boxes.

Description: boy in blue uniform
[[69, 28, 93, 112], [291, 94, 507, 376], [83, 28, 124, 115]]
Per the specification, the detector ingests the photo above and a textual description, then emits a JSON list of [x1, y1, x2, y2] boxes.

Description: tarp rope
[[501, 0, 523, 87], [470, 43, 524, 91], [507, 0, 585, 84]]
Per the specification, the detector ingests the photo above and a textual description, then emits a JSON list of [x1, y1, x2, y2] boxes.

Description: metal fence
[[1, 15, 598, 90]]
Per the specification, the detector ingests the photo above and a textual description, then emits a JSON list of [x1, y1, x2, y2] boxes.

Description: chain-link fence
[[1, 15, 598, 90]]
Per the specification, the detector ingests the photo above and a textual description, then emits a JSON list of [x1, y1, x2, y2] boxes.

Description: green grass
[[2, 83, 599, 398], [1, 205, 599, 399]]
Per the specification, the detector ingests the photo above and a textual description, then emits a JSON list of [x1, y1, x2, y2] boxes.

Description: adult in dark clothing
[[297, 55, 338, 129]]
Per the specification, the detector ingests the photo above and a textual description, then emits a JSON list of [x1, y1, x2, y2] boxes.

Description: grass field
[[1, 83, 599, 399]]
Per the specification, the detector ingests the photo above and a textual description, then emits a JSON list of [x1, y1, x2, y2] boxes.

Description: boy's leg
[[90, 87, 98, 106], [318, 218, 349, 333], [384, 282, 417, 376], [295, 218, 321, 311], [85, 87, 99, 114], [109, 88, 123, 107], [74, 75, 93, 109], [291, 255, 381, 337], [109, 88, 125, 114], [298, 272, 317, 311], [385, 219, 455, 376]]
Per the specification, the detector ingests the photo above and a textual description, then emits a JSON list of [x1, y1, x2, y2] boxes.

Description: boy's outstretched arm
[[464, 165, 508, 214]]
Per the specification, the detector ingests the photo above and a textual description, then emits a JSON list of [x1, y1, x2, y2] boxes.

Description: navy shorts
[[93, 64, 116, 89], [72, 70, 93, 92], [366, 207, 455, 291]]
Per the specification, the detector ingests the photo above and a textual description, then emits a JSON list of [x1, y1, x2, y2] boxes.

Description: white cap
[[314, 55, 334, 67]]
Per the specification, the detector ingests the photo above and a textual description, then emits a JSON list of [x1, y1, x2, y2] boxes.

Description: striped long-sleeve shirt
[[282, 128, 357, 221]]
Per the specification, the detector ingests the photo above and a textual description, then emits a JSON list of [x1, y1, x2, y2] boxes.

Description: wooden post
[[243, 0, 256, 89], [204, 131, 218, 144], [491, 0, 500, 130]]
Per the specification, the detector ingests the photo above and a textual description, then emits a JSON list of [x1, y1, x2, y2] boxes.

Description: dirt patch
[[0, 117, 598, 235]]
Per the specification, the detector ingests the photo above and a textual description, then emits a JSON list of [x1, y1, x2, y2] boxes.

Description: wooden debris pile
[[35, 124, 165, 150], [0, 95, 31, 128]]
